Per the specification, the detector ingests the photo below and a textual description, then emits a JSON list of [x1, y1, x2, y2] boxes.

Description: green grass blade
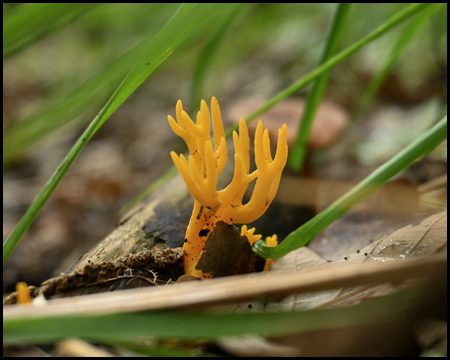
[[3, 3, 231, 265], [122, 3, 433, 212], [2, 78, 124, 265], [3, 280, 442, 343], [253, 115, 447, 259], [4, 38, 153, 163], [352, 3, 443, 119], [191, 3, 248, 110], [3, 5, 178, 164], [3, 3, 96, 60], [121, 166, 179, 213], [224, 3, 432, 137], [288, 3, 351, 172], [95, 4, 233, 134]]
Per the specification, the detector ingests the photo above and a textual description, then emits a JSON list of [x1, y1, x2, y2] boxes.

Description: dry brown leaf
[[276, 176, 428, 260], [277, 211, 446, 309], [223, 211, 447, 313], [195, 221, 259, 278], [218, 212, 446, 357]]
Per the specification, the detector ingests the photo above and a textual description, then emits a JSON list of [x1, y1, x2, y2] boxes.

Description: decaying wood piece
[[66, 174, 193, 273], [3, 162, 241, 302], [3, 174, 193, 303], [65, 158, 237, 275], [3, 248, 184, 304]]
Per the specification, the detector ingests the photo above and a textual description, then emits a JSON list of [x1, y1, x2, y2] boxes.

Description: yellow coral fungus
[[169, 97, 287, 278]]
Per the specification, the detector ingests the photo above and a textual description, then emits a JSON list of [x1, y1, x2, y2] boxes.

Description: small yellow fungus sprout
[[263, 234, 278, 271], [169, 97, 287, 278], [16, 282, 31, 305]]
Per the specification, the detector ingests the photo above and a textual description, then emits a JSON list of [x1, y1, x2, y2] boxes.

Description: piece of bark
[[3, 248, 184, 304], [66, 173, 193, 273], [3, 173, 193, 303], [65, 156, 237, 274], [3, 162, 241, 301]]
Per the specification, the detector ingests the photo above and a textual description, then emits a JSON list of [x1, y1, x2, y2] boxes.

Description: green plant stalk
[[4, 35, 152, 163], [224, 2, 432, 137], [253, 115, 447, 259], [91, 4, 233, 135], [3, 3, 96, 59], [3, 3, 228, 265], [3, 279, 444, 343], [123, 3, 433, 212], [121, 166, 179, 213], [2, 78, 125, 265], [3, 4, 182, 163], [352, 3, 442, 119], [191, 3, 247, 110], [288, 3, 351, 172]]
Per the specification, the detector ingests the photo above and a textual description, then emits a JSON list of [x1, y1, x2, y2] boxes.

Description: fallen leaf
[[195, 221, 259, 278], [224, 211, 447, 313], [219, 212, 447, 357]]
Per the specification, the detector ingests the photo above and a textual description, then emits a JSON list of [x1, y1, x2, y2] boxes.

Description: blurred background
[[3, 3, 447, 291]]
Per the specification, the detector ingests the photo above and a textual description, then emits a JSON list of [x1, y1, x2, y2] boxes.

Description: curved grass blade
[[253, 115, 447, 259], [224, 3, 432, 137], [3, 3, 96, 60], [191, 3, 248, 110], [2, 4, 207, 164], [288, 3, 351, 172], [352, 3, 443, 120], [95, 4, 233, 134], [4, 29, 158, 163], [123, 3, 433, 212], [3, 3, 231, 264], [122, 166, 179, 213]]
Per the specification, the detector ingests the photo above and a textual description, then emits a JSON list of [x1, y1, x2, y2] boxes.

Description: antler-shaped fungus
[[169, 97, 287, 278]]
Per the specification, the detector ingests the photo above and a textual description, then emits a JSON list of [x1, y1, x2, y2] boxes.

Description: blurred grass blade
[[3, 4, 195, 163], [123, 3, 433, 212], [95, 4, 233, 134], [225, 3, 432, 137], [3, 78, 124, 265], [3, 3, 231, 265], [3, 3, 96, 60], [4, 35, 153, 163], [352, 3, 443, 119], [288, 3, 351, 173], [254, 115, 447, 259], [191, 3, 248, 109], [3, 279, 444, 343], [122, 166, 179, 213]]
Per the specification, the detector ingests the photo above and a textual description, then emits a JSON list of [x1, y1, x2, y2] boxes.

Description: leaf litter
[[212, 211, 446, 356]]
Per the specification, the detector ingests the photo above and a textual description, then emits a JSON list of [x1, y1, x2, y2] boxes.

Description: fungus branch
[[168, 97, 287, 278]]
